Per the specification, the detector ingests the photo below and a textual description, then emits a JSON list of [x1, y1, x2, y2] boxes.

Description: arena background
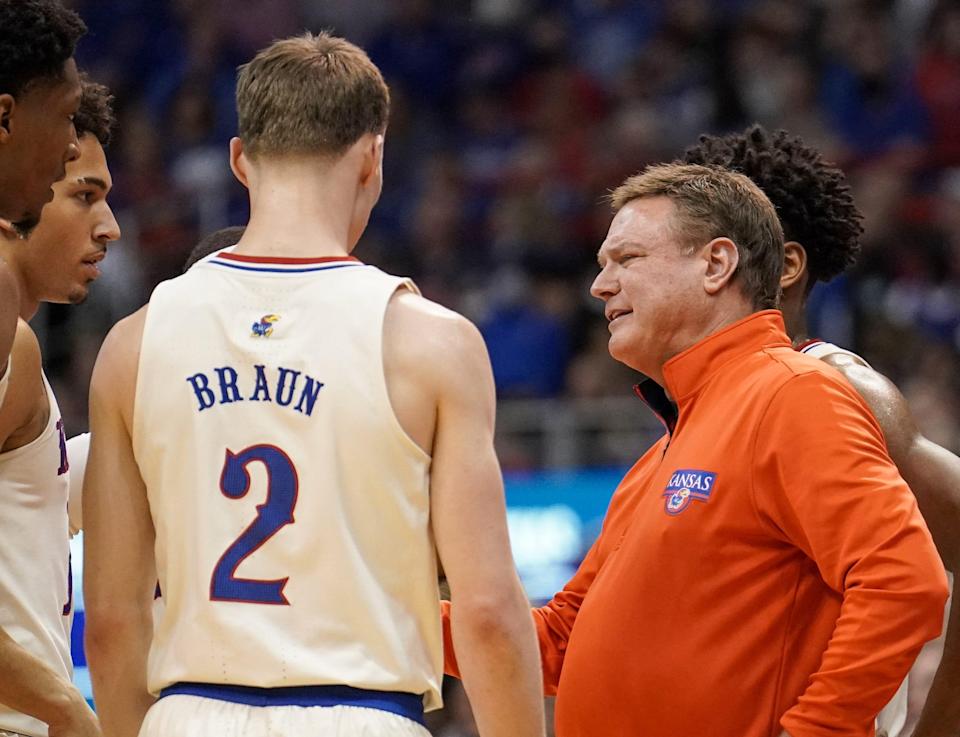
[[53, 0, 959, 733]]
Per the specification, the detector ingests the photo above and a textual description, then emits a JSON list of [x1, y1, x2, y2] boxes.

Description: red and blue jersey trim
[[794, 338, 825, 354], [208, 253, 364, 274]]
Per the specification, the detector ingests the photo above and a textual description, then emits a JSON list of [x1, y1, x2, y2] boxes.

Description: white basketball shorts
[[139, 684, 430, 737]]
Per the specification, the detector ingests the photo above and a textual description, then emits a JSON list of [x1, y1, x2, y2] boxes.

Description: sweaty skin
[[813, 350, 960, 737]]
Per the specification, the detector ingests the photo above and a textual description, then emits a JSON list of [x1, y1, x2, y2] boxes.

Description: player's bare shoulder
[[383, 288, 494, 454], [0, 318, 47, 449], [385, 288, 490, 382], [817, 350, 918, 457], [90, 305, 149, 426]]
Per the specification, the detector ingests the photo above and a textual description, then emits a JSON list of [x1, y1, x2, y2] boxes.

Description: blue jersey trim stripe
[[208, 261, 365, 274], [159, 683, 425, 725]]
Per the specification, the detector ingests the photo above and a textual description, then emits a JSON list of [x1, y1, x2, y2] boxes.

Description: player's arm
[[83, 308, 157, 737], [441, 522, 604, 692], [753, 373, 948, 737], [441, 439, 666, 692], [0, 323, 100, 735], [823, 355, 960, 737], [398, 297, 544, 737]]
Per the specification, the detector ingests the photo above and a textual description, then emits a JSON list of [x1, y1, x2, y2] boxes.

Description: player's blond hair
[[611, 162, 784, 310], [236, 32, 389, 159]]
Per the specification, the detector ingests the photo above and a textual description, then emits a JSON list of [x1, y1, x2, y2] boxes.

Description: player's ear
[[781, 241, 807, 291], [229, 137, 250, 188], [702, 237, 739, 295], [358, 133, 383, 189], [0, 95, 14, 142]]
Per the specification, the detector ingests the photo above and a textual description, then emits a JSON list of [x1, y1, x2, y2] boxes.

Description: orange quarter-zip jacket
[[442, 310, 948, 737]]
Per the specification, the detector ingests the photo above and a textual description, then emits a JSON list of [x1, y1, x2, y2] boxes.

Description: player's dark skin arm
[[823, 354, 960, 737]]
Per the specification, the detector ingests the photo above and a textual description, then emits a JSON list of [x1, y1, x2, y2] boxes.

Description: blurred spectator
[[915, 0, 960, 166]]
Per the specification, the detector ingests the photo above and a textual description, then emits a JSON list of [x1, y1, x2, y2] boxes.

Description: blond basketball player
[[0, 79, 117, 737], [82, 33, 545, 737]]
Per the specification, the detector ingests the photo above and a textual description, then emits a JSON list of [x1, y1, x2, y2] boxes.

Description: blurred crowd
[[45, 0, 960, 459], [48, 1, 958, 733]]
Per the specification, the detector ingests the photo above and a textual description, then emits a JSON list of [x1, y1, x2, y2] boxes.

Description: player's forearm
[[443, 597, 570, 695], [452, 586, 546, 737], [0, 626, 85, 726], [898, 438, 960, 573], [910, 576, 960, 737], [85, 609, 154, 737]]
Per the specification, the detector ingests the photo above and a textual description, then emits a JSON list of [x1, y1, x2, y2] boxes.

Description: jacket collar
[[635, 310, 791, 430]]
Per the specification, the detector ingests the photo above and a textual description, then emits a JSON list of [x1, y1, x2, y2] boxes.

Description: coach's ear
[[701, 237, 740, 295], [0, 217, 17, 240], [781, 241, 808, 291], [229, 137, 250, 189]]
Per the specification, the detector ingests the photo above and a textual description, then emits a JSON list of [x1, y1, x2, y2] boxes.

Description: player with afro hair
[[684, 124, 960, 737]]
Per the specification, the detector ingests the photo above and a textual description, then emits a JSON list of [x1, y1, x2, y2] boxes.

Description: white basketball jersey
[[798, 339, 872, 368], [0, 375, 73, 737], [133, 252, 441, 711], [0, 360, 9, 407], [797, 339, 906, 736]]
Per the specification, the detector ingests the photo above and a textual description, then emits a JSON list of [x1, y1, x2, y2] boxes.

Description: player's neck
[[238, 165, 363, 259], [785, 311, 811, 348], [0, 247, 39, 320]]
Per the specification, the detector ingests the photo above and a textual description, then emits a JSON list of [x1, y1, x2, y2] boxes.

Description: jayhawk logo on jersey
[[252, 314, 281, 337], [663, 469, 716, 515]]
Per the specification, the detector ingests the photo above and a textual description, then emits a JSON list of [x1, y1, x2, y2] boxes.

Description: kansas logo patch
[[662, 469, 717, 515], [252, 314, 281, 338]]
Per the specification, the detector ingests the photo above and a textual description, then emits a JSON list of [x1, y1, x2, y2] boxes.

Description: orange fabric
[[442, 311, 948, 737]]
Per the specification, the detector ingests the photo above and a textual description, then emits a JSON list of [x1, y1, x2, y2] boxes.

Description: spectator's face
[[592, 197, 708, 378], [0, 59, 82, 235], [17, 134, 120, 306]]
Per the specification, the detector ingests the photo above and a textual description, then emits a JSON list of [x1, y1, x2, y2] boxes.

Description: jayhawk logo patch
[[663, 469, 716, 515], [252, 314, 281, 337]]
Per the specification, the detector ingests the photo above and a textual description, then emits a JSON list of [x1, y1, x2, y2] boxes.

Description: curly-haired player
[[0, 0, 86, 234], [0, 0, 86, 419], [682, 125, 960, 737], [0, 77, 118, 737]]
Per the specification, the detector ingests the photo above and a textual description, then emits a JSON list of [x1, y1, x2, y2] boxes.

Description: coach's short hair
[[611, 163, 784, 310], [0, 0, 86, 98], [74, 76, 115, 147], [236, 32, 389, 160]]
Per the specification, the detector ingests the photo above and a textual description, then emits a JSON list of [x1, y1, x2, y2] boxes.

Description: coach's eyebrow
[[77, 177, 109, 191]]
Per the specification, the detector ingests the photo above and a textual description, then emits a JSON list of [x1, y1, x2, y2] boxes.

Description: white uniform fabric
[[798, 340, 906, 737], [798, 339, 873, 368], [0, 376, 73, 737], [139, 694, 431, 737], [0, 360, 10, 407], [132, 253, 441, 713], [65, 433, 89, 536]]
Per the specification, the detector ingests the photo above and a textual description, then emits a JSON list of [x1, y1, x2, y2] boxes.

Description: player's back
[[133, 251, 441, 709]]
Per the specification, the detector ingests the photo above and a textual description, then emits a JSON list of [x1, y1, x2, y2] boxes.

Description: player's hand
[[47, 692, 102, 737]]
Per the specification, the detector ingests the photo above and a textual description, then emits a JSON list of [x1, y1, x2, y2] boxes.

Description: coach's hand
[[48, 692, 102, 737]]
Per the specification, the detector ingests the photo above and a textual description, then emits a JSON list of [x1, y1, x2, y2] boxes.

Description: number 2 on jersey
[[210, 445, 299, 605]]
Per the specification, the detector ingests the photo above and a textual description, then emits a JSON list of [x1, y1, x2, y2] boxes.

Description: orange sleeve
[[530, 530, 608, 694], [752, 372, 949, 737], [441, 532, 609, 691], [440, 446, 659, 692]]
